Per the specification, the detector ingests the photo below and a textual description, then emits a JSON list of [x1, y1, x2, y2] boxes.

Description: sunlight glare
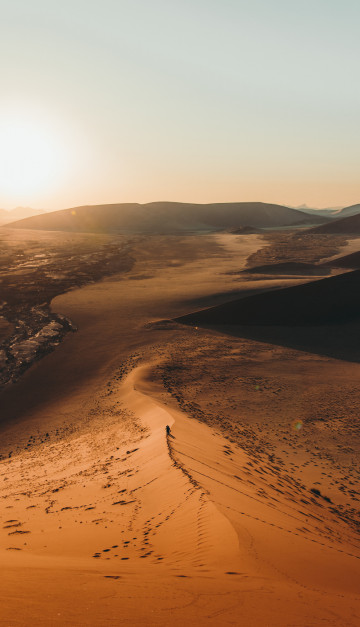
[[0, 113, 67, 198]]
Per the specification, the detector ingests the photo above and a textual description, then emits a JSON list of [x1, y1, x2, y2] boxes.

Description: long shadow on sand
[[191, 322, 360, 363], [176, 269, 360, 363]]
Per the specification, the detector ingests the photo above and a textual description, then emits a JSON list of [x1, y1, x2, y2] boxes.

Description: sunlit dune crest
[[0, 217, 359, 625], [1, 0, 360, 622]]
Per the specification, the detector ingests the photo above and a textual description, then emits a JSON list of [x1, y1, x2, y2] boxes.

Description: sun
[[0, 113, 66, 199]]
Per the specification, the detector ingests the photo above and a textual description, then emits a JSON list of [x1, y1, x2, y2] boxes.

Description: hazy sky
[[0, 0, 359, 210]]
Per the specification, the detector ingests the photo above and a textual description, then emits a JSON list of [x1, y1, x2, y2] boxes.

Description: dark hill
[[176, 269, 360, 327], [227, 225, 263, 234], [8, 201, 325, 234], [242, 262, 329, 275], [310, 213, 360, 235]]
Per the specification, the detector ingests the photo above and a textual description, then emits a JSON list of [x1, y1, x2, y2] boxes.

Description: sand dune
[[8, 200, 325, 234], [241, 261, 330, 275], [176, 268, 360, 327], [324, 250, 360, 268], [0, 232, 359, 625], [311, 212, 360, 234]]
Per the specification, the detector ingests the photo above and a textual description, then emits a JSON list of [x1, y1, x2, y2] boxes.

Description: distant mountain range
[[3, 201, 360, 234], [292, 205, 341, 217], [5, 201, 326, 234], [292, 203, 360, 219], [335, 203, 360, 218], [0, 207, 44, 225]]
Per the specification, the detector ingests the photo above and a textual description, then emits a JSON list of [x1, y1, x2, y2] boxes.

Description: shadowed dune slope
[[242, 261, 329, 275], [8, 201, 325, 234], [311, 212, 360, 234], [176, 269, 360, 326], [324, 250, 360, 268]]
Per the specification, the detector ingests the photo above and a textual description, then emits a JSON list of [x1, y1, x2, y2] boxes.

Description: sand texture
[[0, 231, 359, 626]]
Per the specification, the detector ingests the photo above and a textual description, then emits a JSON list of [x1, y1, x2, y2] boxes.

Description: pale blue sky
[[0, 0, 359, 209]]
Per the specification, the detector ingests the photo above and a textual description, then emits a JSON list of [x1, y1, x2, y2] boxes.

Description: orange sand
[[0, 234, 359, 626]]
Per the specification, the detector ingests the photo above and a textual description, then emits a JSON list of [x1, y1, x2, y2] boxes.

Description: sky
[[0, 0, 359, 210]]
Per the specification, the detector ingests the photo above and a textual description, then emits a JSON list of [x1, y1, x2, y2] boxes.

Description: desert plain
[[0, 210, 359, 626]]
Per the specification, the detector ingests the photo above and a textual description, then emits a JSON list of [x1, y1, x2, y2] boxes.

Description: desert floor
[[0, 232, 359, 626]]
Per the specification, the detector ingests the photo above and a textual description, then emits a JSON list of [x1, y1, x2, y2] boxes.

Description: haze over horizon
[[0, 201, 351, 214], [1, 0, 360, 210]]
